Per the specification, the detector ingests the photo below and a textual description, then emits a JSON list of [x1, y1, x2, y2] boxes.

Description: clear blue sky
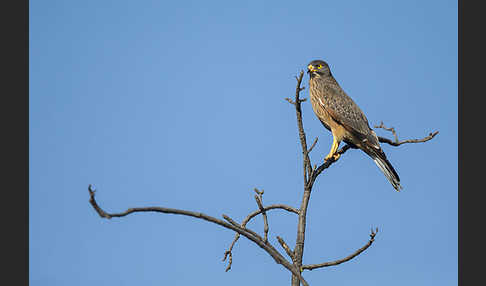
[[30, 1, 457, 285]]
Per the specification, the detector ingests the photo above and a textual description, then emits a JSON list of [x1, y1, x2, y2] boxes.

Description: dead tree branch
[[375, 121, 400, 142], [302, 228, 378, 271], [307, 137, 319, 154], [88, 185, 309, 286], [223, 192, 298, 272], [288, 71, 314, 286], [254, 188, 269, 243], [375, 121, 439, 146], [277, 236, 295, 261], [286, 71, 312, 185]]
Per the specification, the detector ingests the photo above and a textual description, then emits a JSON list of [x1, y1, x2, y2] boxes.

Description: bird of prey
[[307, 59, 402, 191]]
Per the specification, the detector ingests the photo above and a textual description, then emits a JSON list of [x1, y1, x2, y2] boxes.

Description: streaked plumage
[[307, 59, 402, 191]]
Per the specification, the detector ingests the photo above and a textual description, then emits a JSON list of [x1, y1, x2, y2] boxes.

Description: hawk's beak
[[307, 64, 315, 73]]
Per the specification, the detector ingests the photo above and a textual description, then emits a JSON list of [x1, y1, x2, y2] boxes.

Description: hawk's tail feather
[[367, 148, 402, 192]]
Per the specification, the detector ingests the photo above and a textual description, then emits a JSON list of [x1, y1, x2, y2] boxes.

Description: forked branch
[[375, 121, 439, 146], [223, 191, 298, 272], [254, 188, 269, 243], [88, 185, 309, 286]]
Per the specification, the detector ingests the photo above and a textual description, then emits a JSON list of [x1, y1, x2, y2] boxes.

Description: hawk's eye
[[318, 65, 323, 69]]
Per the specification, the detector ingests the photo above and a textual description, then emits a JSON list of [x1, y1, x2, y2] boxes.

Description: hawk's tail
[[366, 147, 403, 192]]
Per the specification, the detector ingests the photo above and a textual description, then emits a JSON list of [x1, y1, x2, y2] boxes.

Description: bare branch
[[289, 70, 312, 186], [222, 214, 264, 242], [290, 71, 315, 286], [308, 144, 353, 187], [277, 236, 294, 261], [88, 186, 310, 286], [254, 188, 269, 243], [243, 204, 299, 224], [223, 201, 298, 272], [285, 97, 295, 105], [285, 97, 306, 105], [378, 131, 439, 146], [222, 214, 245, 228], [302, 228, 379, 271], [222, 240, 236, 271], [375, 121, 439, 146], [253, 188, 264, 196], [307, 137, 318, 154], [374, 121, 399, 142]]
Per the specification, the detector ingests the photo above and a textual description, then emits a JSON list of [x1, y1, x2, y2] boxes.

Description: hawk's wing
[[320, 83, 372, 139]]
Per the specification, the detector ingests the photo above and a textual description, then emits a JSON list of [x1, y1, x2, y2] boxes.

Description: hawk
[[307, 60, 402, 191]]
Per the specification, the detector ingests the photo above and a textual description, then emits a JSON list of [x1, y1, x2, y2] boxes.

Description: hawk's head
[[307, 60, 331, 78]]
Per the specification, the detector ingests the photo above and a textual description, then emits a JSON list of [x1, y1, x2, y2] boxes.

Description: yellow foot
[[300, 266, 304, 273], [324, 152, 340, 162]]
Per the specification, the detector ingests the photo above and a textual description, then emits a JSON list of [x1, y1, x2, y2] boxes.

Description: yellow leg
[[324, 135, 341, 161]]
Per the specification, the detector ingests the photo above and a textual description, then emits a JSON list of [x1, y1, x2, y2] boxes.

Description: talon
[[324, 152, 340, 162], [300, 266, 304, 273], [333, 153, 341, 161]]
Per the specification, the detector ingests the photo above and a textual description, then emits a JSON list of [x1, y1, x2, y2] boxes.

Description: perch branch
[[308, 144, 352, 187], [302, 228, 378, 271], [308, 125, 439, 187]]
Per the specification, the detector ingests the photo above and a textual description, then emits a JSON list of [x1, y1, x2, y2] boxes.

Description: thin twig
[[375, 121, 439, 146], [302, 228, 378, 271], [254, 188, 269, 243], [222, 241, 236, 271], [378, 131, 439, 146], [276, 236, 294, 261], [307, 137, 318, 154], [242, 205, 299, 225], [285, 98, 295, 105], [253, 188, 264, 196], [374, 121, 399, 142]]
